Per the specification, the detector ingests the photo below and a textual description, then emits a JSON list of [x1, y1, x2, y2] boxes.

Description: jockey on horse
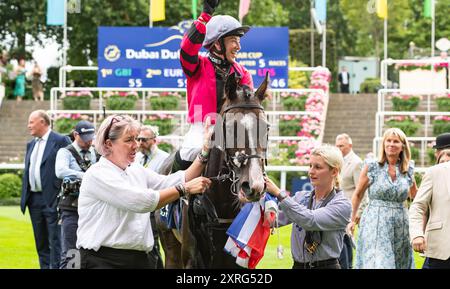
[[177, 0, 254, 170]]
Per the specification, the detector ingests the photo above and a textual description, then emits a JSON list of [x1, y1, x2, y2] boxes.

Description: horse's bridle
[[209, 102, 269, 195]]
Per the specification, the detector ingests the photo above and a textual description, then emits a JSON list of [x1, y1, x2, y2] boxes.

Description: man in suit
[[135, 125, 169, 173], [338, 66, 350, 93], [335, 133, 367, 269], [21, 110, 71, 269], [409, 161, 450, 269], [433, 132, 450, 160]]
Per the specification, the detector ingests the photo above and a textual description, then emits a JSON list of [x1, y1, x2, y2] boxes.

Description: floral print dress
[[354, 160, 415, 269]]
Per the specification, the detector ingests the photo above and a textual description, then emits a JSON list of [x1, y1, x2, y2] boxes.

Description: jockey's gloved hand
[[203, 0, 220, 15]]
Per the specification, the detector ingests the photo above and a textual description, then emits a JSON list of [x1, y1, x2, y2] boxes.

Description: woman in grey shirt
[[265, 145, 351, 269]]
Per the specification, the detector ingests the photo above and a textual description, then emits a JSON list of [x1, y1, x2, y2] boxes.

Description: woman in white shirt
[[76, 115, 212, 269]]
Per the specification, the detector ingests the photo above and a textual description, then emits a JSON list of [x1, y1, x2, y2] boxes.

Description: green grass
[[0, 206, 425, 269], [258, 225, 293, 269], [0, 206, 39, 268], [260, 224, 425, 269]]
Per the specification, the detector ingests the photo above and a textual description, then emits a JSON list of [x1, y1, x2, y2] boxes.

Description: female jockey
[[177, 0, 254, 168]]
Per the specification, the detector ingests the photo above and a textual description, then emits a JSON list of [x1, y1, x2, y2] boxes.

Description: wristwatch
[[277, 190, 288, 202]]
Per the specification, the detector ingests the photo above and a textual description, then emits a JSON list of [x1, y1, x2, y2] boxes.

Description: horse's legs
[[154, 210, 183, 269]]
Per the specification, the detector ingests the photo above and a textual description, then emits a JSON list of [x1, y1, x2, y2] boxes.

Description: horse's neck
[[204, 147, 225, 178], [204, 147, 240, 218]]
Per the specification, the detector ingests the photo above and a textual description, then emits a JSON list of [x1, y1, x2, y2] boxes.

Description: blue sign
[[291, 177, 313, 194], [97, 23, 288, 88]]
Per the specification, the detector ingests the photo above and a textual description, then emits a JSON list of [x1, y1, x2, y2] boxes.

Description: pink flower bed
[[293, 69, 331, 165]]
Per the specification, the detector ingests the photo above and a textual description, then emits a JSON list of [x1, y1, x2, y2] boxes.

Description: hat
[[75, 120, 95, 142], [203, 15, 250, 49], [433, 133, 450, 150]]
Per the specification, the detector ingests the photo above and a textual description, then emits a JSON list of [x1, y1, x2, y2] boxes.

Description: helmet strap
[[209, 38, 230, 66]]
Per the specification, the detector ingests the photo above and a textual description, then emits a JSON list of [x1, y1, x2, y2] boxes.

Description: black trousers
[[340, 84, 349, 93], [28, 191, 61, 269], [422, 257, 450, 269], [338, 234, 353, 269], [80, 246, 158, 269]]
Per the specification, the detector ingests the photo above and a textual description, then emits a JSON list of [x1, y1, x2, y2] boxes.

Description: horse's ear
[[225, 73, 238, 101], [255, 71, 270, 102]]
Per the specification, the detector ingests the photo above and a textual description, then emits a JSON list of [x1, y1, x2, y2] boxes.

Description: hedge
[[0, 173, 22, 199]]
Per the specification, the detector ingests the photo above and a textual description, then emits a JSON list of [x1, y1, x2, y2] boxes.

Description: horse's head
[[217, 72, 270, 203]]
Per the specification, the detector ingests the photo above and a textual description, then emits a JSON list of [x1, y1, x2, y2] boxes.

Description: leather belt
[[294, 258, 340, 269]]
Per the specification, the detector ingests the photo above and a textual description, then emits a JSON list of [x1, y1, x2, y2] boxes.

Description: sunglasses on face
[[137, 137, 155, 142]]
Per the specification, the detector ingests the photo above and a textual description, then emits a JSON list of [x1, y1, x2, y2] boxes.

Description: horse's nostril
[[242, 182, 251, 194]]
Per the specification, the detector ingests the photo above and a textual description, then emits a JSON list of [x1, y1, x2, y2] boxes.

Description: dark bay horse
[[155, 73, 270, 269]]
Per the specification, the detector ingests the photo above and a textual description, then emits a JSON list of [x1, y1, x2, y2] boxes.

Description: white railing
[[380, 58, 450, 88], [0, 66, 333, 193], [46, 109, 322, 150], [375, 111, 450, 139], [0, 162, 309, 191], [54, 65, 330, 141], [372, 136, 436, 167], [0, 163, 428, 191], [50, 86, 188, 111], [374, 111, 450, 166], [377, 88, 450, 112]]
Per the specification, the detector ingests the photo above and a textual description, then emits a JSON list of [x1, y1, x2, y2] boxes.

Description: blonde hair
[[378, 128, 411, 174], [311, 144, 344, 189], [95, 115, 140, 156]]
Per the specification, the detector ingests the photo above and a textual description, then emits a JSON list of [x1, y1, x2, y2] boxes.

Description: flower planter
[[281, 95, 307, 111], [391, 96, 420, 111], [278, 118, 301, 136], [106, 95, 137, 110], [144, 117, 174, 135], [427, 148, 436, 164], [149, 92, 183, 110], [55, 117, 80, 134], [158, 142, 174, 153], [433, 119, 450, 136], [435, 96, 450, 111], [386, 119, 421, 136], [63, 95, 91, 110], [410, 146, 419, 162]]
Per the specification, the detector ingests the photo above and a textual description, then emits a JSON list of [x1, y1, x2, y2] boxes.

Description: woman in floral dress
[[348, 128, 417, 268]]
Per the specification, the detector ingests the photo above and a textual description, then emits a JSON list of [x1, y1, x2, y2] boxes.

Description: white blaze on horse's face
[[240, 114, 265, 197]]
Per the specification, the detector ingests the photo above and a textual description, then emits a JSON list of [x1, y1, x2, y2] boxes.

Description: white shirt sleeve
[[144, 169, 185, 190], [81, 168, 160, 213]]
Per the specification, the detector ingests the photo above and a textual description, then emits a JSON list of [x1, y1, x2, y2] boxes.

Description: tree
[[0, 0, 59, 58], [405, 0, 450, 57], [340, 0, 412, 59]]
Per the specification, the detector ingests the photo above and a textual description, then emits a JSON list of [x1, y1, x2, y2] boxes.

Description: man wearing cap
[[409, 132, 450, 269], [55, 120, 98, 268], [178, 0, 253, 168], [21, 110, 71, 269], [433, 132, 450, 161]]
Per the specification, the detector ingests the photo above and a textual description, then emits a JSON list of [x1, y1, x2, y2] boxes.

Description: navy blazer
[[21, 131, 71, 214]]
